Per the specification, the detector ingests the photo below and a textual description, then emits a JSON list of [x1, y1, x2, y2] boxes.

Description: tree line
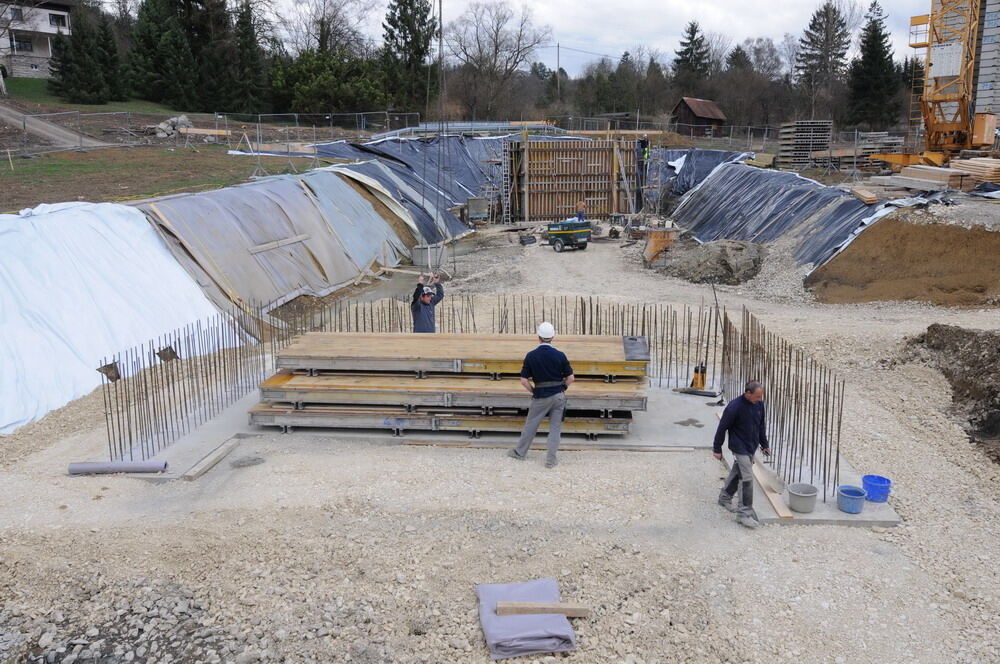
[[48, 0, 916, 130]]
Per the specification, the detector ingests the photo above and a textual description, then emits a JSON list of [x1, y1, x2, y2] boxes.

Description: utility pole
[[557, 43, 561, 102]]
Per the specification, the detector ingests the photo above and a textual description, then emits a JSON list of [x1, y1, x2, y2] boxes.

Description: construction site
[[1, 1, 999, 663]]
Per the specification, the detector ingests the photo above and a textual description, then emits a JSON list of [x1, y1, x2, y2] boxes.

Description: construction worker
[[712, 380, 771, 529], [508, 322, 575, 468], [575, 199, 586, 222], [410, 273, 444, 333]]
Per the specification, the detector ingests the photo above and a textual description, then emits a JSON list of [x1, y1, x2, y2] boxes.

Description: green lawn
[[3, 77, 182, 114]]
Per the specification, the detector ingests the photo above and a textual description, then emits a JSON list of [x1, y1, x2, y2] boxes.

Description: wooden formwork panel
[[260, 370, 648, 411], [275, 332, 649, 378], [249, 402, 632, 436], [513, 140, 638, 222]]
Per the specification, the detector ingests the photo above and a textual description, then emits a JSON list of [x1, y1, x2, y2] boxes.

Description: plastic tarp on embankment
[[139, 167, 459, 310], [671, 163, 883, 267], [0, 203, 218, 433]]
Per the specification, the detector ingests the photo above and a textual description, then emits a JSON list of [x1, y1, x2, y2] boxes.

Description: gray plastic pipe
[[67, 461, 168, 475]]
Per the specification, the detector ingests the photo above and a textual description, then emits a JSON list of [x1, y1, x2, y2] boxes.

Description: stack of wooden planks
[[250, 332, 650, 438], [899, 165, 972, 190], [948, 158, 1000, 183]]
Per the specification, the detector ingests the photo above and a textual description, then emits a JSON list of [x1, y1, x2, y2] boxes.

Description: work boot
[[737, 514, 760, 529], [507, 449, 525, 461], [717, 495, 738, 512], [545, 458, 558, 469]]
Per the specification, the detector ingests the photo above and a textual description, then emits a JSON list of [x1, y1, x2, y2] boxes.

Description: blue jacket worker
[[712, 380, 771, 529], [410, 274, 444, 333], [508, 322, 575, 468]]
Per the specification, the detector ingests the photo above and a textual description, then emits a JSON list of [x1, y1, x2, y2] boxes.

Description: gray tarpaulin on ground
[[138, 168, 437, 310], [476, 579, 576, 660], [671, 163, 885, 267]]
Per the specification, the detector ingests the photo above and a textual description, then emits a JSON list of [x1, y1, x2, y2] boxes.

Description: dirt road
[[0, 102, 106, 149], [1, 238, 997, 664]]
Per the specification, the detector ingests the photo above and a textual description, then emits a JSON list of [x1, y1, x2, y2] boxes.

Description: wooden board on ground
[[850, 187, 878, 204], [261, 370, 647, 411], [495, 602, 591, 618], [276, 332, 649, 378], [178, 127, 233, 137], [948, 158, 1000, 183]]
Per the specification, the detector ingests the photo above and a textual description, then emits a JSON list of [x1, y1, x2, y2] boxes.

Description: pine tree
[[382, 0, 437, 109], [130, 0, 176, 102], [231, 0, 266, 113], [98, 15, 129, 101], [48, 9, 109, 104], [673, 21, 710, 90], [795, 1, 850, 91], [726, 45, 752, 71], [156, 17, 198, 110], [193, 0, 237, 111], [847, 1, 900, 128]]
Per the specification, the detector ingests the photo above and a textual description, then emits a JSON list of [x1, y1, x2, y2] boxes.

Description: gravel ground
[[2, 239, 999, 664]]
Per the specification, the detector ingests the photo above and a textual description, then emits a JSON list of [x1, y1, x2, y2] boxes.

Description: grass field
[[0, 145, 319, 212], [3, 78, 181, 114]]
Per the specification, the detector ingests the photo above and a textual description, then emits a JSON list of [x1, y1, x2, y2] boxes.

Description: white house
[[1, 1, 73, 79]]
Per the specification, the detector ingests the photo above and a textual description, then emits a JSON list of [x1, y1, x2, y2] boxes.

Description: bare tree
[[832, 0, 864, 35], [743, 37, 782, 80], [446, 1, 551, 118], [280, 0, 374, 55], [704, 31, 733, 77], [779, 32, 800, 77]]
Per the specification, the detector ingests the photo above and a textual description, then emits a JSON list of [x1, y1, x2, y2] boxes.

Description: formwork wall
[[511, 140, 638, 222], [976, 0, 1000, 112]]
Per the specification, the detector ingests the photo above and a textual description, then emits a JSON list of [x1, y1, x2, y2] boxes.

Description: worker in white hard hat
[[508, 321, 575, 468]]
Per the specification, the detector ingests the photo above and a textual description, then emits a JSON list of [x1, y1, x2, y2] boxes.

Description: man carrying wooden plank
[[508, 322, 575, 468], [712, 380, 771, 529], [410, 273, 444, 333]]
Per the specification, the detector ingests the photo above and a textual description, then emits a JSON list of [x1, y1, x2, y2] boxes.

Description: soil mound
[[653, 238, 765, 285], [904, 324, 1000, 462], [806, 212, 1000, 306]]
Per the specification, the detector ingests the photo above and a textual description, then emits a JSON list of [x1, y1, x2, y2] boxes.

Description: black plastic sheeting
[[672, 163, 881, 267], [647, 148, 747, 200]]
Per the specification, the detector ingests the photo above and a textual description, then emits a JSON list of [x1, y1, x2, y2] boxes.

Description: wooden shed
[[672, 97, 727, 137]]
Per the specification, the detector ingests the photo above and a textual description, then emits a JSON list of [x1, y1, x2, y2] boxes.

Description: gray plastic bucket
[[787, 483, 818, 513]]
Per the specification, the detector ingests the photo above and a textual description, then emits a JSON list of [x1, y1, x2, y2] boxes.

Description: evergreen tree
[[382, 0, 437, 110], [193, 0, 237, 111], [795, 1, 850, 91], [726, 45, 752, 71], [48, 9, 109, 104], [130, 0, 176, 102], [847, 1, 900, 128], [270, 49, 386, 113], [98, 14, 129, 101], [156, 17, 198, 110], [673, 21, 710, 90], [231, 0, 266, 113]]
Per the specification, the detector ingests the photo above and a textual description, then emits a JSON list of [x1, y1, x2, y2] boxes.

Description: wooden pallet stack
[[249, 332, 649, 439], [776, 120, 832, 170], [948, 158, 1000, 183], [869, 165, 974, 192]]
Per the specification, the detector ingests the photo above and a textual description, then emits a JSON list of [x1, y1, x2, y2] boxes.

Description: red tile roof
[[675, 97, 727, 121]]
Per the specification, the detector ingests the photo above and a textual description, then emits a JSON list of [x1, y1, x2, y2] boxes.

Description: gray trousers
[[720, 453, 757, 519], [512, 392, 567, 462]]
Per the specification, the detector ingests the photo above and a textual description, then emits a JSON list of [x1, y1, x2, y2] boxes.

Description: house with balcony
[[2, 1, 73, 79]]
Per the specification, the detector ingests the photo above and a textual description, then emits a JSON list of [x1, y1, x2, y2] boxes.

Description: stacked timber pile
[[249, 332, 649, 439], [870, 165, 974, 192], [948, 158, 1000, 183], [810, 132, 904, 171], [776, 120, 832, 170]]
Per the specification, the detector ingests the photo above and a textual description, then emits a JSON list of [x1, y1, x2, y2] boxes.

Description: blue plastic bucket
[[837, 486, 867, 514], [861, 475, 892, 503]]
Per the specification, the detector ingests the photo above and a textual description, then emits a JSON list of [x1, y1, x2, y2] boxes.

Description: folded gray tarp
[[475, 578, 576, 660]]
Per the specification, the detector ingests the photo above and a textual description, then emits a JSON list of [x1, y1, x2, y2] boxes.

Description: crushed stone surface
[[2, 239, 999, 664]]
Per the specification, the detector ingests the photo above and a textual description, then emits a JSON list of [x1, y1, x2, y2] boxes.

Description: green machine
[[546, 219, 591, 252]]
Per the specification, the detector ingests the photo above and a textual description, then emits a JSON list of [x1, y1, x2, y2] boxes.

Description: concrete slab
[[720, 448, 902, 528]]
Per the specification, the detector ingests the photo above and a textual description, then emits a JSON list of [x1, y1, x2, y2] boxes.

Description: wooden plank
[[496, 602, 591, 618], [248, 234, 311, 255], [178, 127, 232, 136], [182, 437, 240, 481], [849, 187, 878, 204]]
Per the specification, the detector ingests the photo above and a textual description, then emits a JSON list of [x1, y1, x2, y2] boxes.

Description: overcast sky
[[360, 0, 928, 75]]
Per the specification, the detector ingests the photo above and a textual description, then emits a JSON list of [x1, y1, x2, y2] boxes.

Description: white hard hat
[[537, 321, 555, 339]]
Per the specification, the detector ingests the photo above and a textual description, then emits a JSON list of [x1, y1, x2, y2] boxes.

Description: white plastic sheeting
[[0, 203, 218, 433]]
